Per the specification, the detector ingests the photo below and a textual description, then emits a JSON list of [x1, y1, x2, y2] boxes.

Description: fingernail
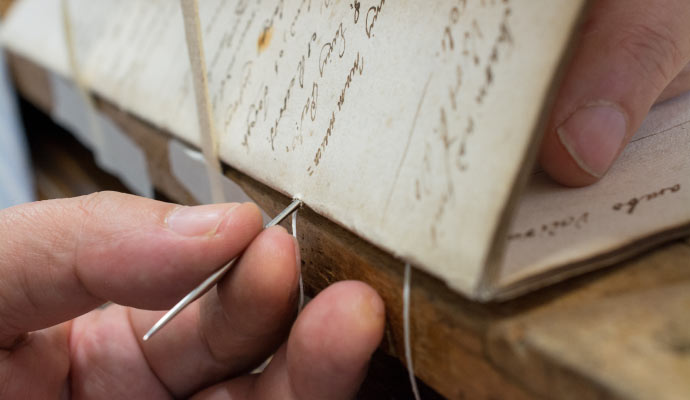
[[557, 104, 627, 177], [167, 203, 238, 236]]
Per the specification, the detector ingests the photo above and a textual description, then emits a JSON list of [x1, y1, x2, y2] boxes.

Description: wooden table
[[9, 53, 690, 400]]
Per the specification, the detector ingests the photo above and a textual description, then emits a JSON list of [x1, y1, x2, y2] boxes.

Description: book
[[3, 0, 689, 300]]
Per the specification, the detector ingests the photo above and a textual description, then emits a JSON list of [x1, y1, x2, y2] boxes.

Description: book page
[[496, 91, 690, 298], [2, 0, 586, 297]]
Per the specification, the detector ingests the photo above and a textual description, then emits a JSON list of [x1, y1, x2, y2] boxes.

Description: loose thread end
[[292, 209, 305, 313], [404, 262, 422, 400]]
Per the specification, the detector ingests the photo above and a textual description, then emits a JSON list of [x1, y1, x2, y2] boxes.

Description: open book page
[[1, 0, 586, 297], [496, 91, 690, 298]]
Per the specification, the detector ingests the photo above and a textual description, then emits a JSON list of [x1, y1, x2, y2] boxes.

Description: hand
[[0, 192, 385, 399], [540, 0, 690, 186]]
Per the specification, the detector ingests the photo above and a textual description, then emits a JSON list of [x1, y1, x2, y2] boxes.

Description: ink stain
[[257, 26, 274, 53]]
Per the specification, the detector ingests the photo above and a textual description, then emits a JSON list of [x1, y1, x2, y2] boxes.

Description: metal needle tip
[[143, 199, 302, 341]]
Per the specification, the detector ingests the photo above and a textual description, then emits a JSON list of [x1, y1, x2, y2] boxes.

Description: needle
[[143, 198, 303, 341]]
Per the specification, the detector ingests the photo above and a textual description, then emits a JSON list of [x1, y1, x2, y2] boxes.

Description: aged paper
[[185, 0, 585, 296], [496, 92, 690, 298], [2, 0, 586, 297]]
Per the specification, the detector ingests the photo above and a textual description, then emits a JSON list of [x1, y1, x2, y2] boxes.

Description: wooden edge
[[487, 243, 690, 399]]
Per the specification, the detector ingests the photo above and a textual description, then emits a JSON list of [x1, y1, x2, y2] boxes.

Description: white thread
[[61, 0, 106, 158], [404, 262, 422, 400], [180, 0, 225, 204], [292, 209, 305, 313]]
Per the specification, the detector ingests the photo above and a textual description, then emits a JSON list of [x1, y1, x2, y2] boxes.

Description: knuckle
[[617, 22, 684, 88]]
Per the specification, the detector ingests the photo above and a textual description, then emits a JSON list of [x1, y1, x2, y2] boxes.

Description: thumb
[[0, 192, 262, 343], [539, 0, 690, 186]]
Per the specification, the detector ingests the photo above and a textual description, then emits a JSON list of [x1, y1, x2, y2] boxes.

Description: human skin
[[539, 0, 690, 186], [1, 1, 690, 398], [0, 194, 384, 399]]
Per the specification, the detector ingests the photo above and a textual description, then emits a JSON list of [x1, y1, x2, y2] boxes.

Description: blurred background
[[0, 45, 136, 210], [0, 46, 33, 209]]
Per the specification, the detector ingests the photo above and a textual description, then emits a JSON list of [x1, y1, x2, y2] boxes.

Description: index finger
[[0, 191, 262, 343]]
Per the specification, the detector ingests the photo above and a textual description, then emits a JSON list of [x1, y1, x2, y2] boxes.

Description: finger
[[127, 226, 299, 397], [68, 306, 172, 399], [278, 281, 384, 400], [0, 191, 262, 342], [0, 323, 71, 399], [539, 0, 690, 186], [193, 281, 385, 400]]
